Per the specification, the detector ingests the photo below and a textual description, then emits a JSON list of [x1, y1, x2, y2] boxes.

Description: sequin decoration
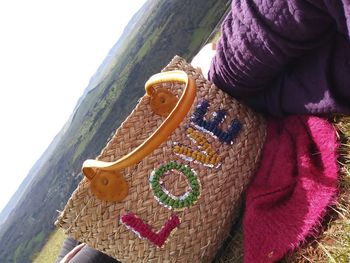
[[191, 100, 242, 144], [173, 127, 221, 167], [121, 213, 180, 247], [149, 162, 201, 210]]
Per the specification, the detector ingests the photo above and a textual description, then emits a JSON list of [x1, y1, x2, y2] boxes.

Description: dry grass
[[32, 228, 66, 263], [214, 116, 350, 263]]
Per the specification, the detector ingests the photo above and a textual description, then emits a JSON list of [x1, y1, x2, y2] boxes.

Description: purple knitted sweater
[[209, 0, 350, 116]]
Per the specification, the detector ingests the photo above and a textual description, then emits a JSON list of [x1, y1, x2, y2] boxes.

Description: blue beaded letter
[[191, 100, 241, 144]]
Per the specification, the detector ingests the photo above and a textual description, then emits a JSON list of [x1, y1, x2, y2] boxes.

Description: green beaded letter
[[149, 162, 201, 210]]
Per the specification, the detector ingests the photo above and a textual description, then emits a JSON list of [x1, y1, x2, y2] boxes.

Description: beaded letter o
[[149, 162, 200, 210]]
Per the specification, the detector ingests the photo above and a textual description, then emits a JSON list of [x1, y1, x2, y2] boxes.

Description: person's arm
[[209, 0, 335, 99], [56, 237, 120, 263], [59, 243, 85, 263]]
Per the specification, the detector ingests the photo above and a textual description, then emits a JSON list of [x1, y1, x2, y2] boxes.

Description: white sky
[[0, 0, 147, 213]]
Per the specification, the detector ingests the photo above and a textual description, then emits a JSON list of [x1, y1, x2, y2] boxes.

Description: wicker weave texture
[[55, 56, 266, 263]]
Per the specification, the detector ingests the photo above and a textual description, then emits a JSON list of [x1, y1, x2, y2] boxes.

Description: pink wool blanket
[[243, 116, 339, 262]]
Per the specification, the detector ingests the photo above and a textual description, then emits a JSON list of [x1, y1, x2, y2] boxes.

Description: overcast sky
[[0, 0, 147, 213]]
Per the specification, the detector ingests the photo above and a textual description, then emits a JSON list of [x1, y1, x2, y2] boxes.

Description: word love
[[121, 100, 242, 247]]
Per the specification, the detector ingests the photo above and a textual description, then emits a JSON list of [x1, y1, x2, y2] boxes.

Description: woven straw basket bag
[[56, 56, 266, 263]]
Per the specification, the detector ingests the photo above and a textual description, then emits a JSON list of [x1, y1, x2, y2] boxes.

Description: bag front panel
[[56, 57, 266, 263]]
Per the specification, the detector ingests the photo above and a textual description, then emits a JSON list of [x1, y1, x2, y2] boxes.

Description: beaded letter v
[[121, 213, 180, 247]]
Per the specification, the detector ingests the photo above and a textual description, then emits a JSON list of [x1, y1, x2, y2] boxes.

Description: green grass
[[187, 27, 208, 53], [135, 27, 162, 61], [32, 229, 66, 263], [13, 243, 25, 263], [12, 231, 47, 263]]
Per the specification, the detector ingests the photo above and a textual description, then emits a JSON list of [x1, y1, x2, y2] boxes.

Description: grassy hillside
[[0, 120, 67, 228], [0, 1, 231, 262]]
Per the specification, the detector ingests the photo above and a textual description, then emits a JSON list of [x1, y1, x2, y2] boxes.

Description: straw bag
[[55, 56, 266, 263]]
